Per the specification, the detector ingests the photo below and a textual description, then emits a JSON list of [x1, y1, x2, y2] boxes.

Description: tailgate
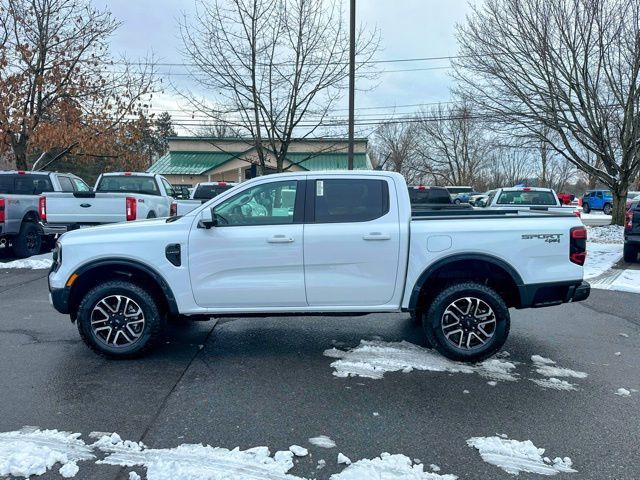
[[44, 192, 127, 224]]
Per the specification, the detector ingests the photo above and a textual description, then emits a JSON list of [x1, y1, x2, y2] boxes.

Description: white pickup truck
[[40, 172, 179, 234], [479, 187, 580, 216], [48, 171, 590, 361], [0, 171, 91, 257]]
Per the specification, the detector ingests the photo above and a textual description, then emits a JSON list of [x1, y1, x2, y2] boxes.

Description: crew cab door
[[188, 179, 306, 308], [303, 176, 400, 306]]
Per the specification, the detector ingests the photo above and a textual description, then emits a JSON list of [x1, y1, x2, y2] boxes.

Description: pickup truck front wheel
[[76, 280, 164, 359], [423, 282, 510, 362]]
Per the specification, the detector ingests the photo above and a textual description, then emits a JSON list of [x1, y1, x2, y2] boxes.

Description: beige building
[[148, 137, 372, 187]]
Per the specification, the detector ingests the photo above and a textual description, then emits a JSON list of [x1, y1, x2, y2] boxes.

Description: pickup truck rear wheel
[[12, 222, 43, 258], [76, 280, 164, 359], [423, 282, 510, 362]]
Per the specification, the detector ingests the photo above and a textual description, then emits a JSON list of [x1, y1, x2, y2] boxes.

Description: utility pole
[[347, 0, 355, 170]]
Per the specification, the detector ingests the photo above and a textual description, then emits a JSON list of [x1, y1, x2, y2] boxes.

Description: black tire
[[12, 222, 43, 258], [454, 198, 462, 204], [147, 211, 157, 219], [623, 243, 638, 263], [423, 282, 510, 362], [603, 203, 612, 215], [582, 202, 590, 214], [76, 280, 165, 359]]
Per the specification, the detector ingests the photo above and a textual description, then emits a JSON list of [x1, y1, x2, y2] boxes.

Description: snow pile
[[324, 340, 518, 382], [583, 243, 622, 279], [289, 445, 308, 457], [94, 432, 301, 480], [337, 453, 351, 465], [330, 453, 457, 480], [467, 436, 577, 476], [586, 225, 624, 244], [0, 253, 53, 270], [531, 355, 587, 380], [308, 436, 336, 448], [615, 388, 631, 397], [0, 428, 94, 478], [530, 378, 578, 391]]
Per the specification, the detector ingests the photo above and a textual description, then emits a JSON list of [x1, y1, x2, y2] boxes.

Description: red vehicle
[[556, 192, 574, 205]]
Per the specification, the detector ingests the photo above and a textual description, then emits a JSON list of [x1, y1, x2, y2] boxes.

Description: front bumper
[[518, 280, 590, 308], [49, 285, 71, 314]]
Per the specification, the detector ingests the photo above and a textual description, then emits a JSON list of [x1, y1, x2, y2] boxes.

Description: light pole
[[347, 0, 355, 170]]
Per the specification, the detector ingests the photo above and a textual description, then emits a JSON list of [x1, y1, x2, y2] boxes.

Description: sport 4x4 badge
[[521, 233, 563, 243]]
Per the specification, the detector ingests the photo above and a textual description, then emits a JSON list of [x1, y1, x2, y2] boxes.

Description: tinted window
[[215, 181, 298, 226], [96, 176, 160, 195], [0, 174, 53, 195], [314, 179, 389, 223], [446, 186, 473, 194], [497, 190, 558, 206], [193, 184, 234, 200], [409, 187, 451, 205], [58, 176, 74, 192]]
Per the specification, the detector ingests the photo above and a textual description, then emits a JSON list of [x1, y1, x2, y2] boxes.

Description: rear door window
[[312, 179, 389, 223]]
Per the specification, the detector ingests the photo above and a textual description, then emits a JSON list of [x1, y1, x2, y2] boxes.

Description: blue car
[[582, 189, 613, 214]]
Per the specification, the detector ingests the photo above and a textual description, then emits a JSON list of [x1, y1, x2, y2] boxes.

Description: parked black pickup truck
[[624, 200, 640, 262]]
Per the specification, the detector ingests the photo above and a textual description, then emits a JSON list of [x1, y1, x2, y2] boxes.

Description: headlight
[[51, 242, 61, 271]]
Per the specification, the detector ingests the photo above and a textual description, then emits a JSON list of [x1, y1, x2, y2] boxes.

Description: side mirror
[[198, 208, 217, 229]]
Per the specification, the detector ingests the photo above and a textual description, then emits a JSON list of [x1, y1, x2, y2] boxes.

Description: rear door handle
[[363, 232, 391, 241], [268, 235, 294, 244]]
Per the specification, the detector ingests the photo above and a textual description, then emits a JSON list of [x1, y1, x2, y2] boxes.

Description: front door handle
[[363, 232, 391, 241], [268, 235, 294, 244]]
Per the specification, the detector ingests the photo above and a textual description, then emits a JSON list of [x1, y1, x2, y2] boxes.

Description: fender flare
[[72, 258, 179, 314], [408, 253, 524, 311]]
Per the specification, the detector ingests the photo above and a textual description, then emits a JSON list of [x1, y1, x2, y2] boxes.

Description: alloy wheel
[[441, 296, 496, 350], [90, 295, 146, 347]]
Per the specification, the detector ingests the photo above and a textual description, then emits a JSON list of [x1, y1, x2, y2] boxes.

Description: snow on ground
[[308, 436, 336, 448], [615, 388, 632, 397], [586, 225, 624, 244], [330, 453, 458, 480], [94, 432, 301, 480], [324, 340, 518, 382], [583, 243, 622, 279], [0, 428, 94, 478], [592, 268, 640, 294], [530, 378, 578, 391], [0, 252, 53, 269], [467, 436, 577, 476], [531, 356, 588, 380]]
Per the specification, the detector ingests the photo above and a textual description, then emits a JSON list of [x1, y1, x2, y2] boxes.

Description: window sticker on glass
[[317, 180, 324, 196]]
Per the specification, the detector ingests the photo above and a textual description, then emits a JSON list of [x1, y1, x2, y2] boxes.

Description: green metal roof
[[148, 151, 238, 175], [285, 152, 371, 171], [148, 150, 372, 175]]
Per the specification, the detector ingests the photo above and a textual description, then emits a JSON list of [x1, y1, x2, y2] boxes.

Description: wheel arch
[[67, 258, 179, 320], [21, 209, 40, 224], [409, 253, 523, 313]]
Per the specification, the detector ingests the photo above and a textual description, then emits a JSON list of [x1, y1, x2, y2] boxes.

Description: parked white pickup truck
[[0, 171, 90, 257], [40, 172, 179, 234], [479, 186, 580, 216], [48, 171, 590, 361]]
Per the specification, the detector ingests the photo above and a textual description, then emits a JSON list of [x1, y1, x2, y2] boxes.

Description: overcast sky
[[94, 0, 473, 135]]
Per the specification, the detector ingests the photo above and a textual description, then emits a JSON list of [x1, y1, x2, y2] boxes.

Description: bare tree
[[179, 0, 379, 173], [0, 0, 155, 170], [454, 0, 640, 224], [373, 121, 422, 183], [415, 103, 492, 186]]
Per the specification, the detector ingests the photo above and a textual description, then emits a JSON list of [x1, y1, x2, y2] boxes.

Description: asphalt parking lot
[[0, 266, 638, 480]]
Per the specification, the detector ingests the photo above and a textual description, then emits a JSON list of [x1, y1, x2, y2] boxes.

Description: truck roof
[[101, 172, 157, 177]]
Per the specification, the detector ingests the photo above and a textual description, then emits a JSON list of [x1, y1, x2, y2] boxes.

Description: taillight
[[0, 199, 5, 223], [126, 197, 137, 221], [170, 202, 177, 217], [570, 226, 587, 266], [39, 196, 46, 221], [625, 210, 633, 230]]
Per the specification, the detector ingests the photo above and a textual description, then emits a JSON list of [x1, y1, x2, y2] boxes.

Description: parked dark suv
[[624, 197, 640, 262]]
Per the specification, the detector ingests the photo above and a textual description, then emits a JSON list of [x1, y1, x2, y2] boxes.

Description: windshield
[[96, 176, 160, 196], [497, 190, 558, 206]]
